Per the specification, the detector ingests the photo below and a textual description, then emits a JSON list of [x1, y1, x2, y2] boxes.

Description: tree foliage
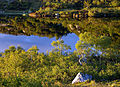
[[0, 16, 120, 86], [0, 0, 120, 11], [51, 39, 71, 54], [0, 39, 119, 86]]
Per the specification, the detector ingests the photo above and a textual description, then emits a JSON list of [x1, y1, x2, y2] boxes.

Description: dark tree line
[[0, 0, 120, 11]]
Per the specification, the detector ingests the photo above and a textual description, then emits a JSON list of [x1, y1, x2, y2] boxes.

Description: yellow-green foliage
[[87, 7, 120, 17], [0, 17, 120, 86], [0, 38, 120, 86], [0, 45, 80, 86]]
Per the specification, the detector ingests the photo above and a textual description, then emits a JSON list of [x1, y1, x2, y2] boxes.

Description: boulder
[[72, 72, 92, 84]]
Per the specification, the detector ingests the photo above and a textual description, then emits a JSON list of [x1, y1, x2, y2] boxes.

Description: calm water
[[0, 17, 119, 53], [0, 33, 79, 53]]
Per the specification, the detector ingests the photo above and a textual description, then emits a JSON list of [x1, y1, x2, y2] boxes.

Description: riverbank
[[1, 7, 120, 18], [28, 7, 120, 18]]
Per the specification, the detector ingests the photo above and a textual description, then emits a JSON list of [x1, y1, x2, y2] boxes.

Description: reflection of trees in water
[[0, 17, 70, 39], [67, 18, 120, 50], [0, 17, 119, 51], [39, 17, 119, 65], [69, 18, 120, 58], [40, 18, 120, 53]]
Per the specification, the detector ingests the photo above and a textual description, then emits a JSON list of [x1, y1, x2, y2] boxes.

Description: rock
[[72, 72, 92, 84]]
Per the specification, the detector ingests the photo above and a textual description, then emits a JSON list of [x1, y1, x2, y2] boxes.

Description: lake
[[0, 33, 79, 53], [0, 17, 120, 54], [0, 16, 120, 86]]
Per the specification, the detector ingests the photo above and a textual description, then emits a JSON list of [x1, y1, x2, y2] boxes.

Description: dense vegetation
[[0, 0, 120, 11], [37, 0, 120, 11], [0, 1, 32, 10], [0, 39, 119, 86], [0, 0, 120, 86], [1, 17, 119, 41], [0, 17, 120, 86], [0, 17, 70, 39], [1, 0, 120, 18]]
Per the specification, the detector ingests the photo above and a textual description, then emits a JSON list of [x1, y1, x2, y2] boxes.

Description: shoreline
[[0, 7, 120, 18]]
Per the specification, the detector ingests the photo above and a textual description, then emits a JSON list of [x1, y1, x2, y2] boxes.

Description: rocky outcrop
[[72, 72, 92, 84]]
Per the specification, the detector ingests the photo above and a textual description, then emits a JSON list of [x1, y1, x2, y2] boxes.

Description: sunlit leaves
[[0, 40, 119, 86], [77, 32, 111, 48], [27, 45, 39, 53], [76, 32, 112, 51], [0, 44, 81, 86], [51, 39, 71, 54], [9, 46, 16, 52]]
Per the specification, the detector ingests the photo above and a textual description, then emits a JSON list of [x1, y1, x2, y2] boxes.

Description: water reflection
[[0, 33, 79, 53], [0, 17, 119, 54], [0, 17, 70, 39]]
